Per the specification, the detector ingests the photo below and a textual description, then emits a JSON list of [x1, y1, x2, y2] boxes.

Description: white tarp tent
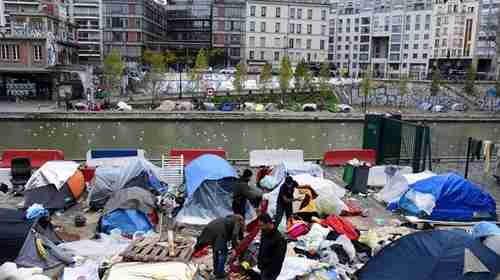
[[25, 161, 79, 191]]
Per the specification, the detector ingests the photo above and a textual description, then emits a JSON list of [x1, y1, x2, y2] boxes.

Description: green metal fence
[[363, 115, 432, 172]]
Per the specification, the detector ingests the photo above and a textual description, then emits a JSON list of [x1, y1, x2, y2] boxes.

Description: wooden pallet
[[121, 237, 195, 262]]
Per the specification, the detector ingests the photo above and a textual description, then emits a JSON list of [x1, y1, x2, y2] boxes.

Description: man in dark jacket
[[258, 213, 287, 280], [233, 169, 263, 218], [273, 176, 298, 227], [193, 215, 245, 279]]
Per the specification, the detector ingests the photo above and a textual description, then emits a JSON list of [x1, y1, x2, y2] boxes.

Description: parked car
[[337, 104, 353, 113], [219, 68, 237, 75], [431, 105, 448, 113], [451, 103, 466, 112]]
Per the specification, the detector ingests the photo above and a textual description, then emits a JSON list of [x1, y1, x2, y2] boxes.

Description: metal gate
[[363, 114, 432, 172]]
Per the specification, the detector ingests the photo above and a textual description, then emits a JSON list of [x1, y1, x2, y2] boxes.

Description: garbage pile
[[0, 153, 498, 280]]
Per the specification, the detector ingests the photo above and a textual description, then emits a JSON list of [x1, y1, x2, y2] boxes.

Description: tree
[[294, 59, 307, 91], [430, 67, 441, 96], [190, 48, 209, 92], [361, 69, 372, 112], [103, 49, 125, 96], [319, 62, 331, 96], [464, 64, 477, 96], [303, 68, 314, 91], [163, 51, 177, 70], [260, 62, 272, 93], [279, 55, 292, 104], [398, 74, 409, 108], [233, 61, 248, 94], [143, 50, 166, 108]]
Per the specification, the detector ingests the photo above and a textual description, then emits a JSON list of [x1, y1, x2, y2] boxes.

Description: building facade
[[72, 0, 102, 65], [212, 0, 246, 67], [244, 0, 330, 69], [0, 0, 81, 100], [430, 0, 481, 75], [164, 0, 213, 59], [476, 0, 498, 75], [329, 0, 433, 79], [101, 0, 168, 63]]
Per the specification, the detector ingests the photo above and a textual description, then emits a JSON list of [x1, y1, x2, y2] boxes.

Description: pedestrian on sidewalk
[[258, 213, 287, 280], [193, 215, 245, 279], [232, 169, 263, 218], [274, 176, 298, 227]]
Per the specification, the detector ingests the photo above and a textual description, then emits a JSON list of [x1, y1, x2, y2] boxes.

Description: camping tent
[[97, 187, 157, 236], [88, 158, 166, 210], [357, 230, 500, 280], [0, 208, 73, 269], [176, 155, 239, 225], [23, 161, 85, 210], [397, 173, 497, 221]]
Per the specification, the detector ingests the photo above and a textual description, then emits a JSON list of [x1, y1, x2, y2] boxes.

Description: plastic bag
[[63, 260, 99, 280], [298, 224, 330, 252], [58, 233, 130, 263], [358, 229, 379, 250], [276, 257, 321, 280], [260, 175, 279, 190], [404, 189, 436, 215], [375, 171, 435, 204]]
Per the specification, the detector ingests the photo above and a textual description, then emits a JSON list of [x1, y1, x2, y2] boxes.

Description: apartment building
[[102, 0, 168, 63], [476, 0, 498, 74], [164, 0, 213, 58], [212, 0, 246, 67], [72, 0, 102, 65], [0, 0, 81, 100], [430, 0, 480, 74], [329, 0, 433, 79], [244, 0, 330, 69]]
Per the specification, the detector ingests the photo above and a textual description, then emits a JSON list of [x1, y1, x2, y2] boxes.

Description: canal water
[[0, 119, 499, 160]]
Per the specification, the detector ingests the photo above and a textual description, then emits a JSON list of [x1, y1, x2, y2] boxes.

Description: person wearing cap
[[193, 214, 245, 279], [472, 222, 500, 256], [258, 213, 287, 280], [232, 169, 263, 218]]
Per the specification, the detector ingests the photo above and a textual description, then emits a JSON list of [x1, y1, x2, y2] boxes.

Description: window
[[403, 53, 408, 59], [389, 53, 400, 61], [289, 39, 294, 48], [321, 10, 326, 20], [250, 21, 255, 32], [275, 23, 280, 33], [422, 53, 428, 59], [390, 44, 400, 52], [307, 53, 311, 62], [338, 36, 342, 42], [296, 39, 301, 48], [260, 51, 265, 60], [414, 34, 419, 41], [413, 53, 418, 59], [424, 34, 429, 40], [261, 7, 266, 17], [12, 45, 19, 61], [306, 39, 312, 49], [297, 24, 302, 34], [345, 45, 349, 50], [361, 17, 370, 24], [434, 40, 439, 48], [413, 44, 418, 49], [307, 24, 312, 34], [297, 8, 302, 19], [260, 37, 266, 47], [307, 9, 312, 20], [290, 8, 295, 19], [321, 25, 326, 36], [442, 39, 447, 47], [353, 53, 358, 59], [404, 44, 409, 49], [360, 44, 369, 52], [435, 28, 440, 37], [289, 23, 294, 33], [249, 50, 255, 59], [249, 36, 255, 47], [391, 34, 401, 42], [359, 54, 368, 61], [250, 6, 255, 16], [354, 36, 358, 41], [260, 22, 266, 32], [423, 43, 429, 49], [33, 45, 42, 61], [0, 45, 9, 60], [320, 40, 325, 50], [274, 37, 280, 48], [274, 51, 280, 61], [337, 45, 341, 51], [276, 7, 280, 18]]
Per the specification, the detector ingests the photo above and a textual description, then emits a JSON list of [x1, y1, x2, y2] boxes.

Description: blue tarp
[[398, 173, 497, 221], [99, 209, 153, 236], [357, 230, 500, 280], [185, 154, 237, 198]]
